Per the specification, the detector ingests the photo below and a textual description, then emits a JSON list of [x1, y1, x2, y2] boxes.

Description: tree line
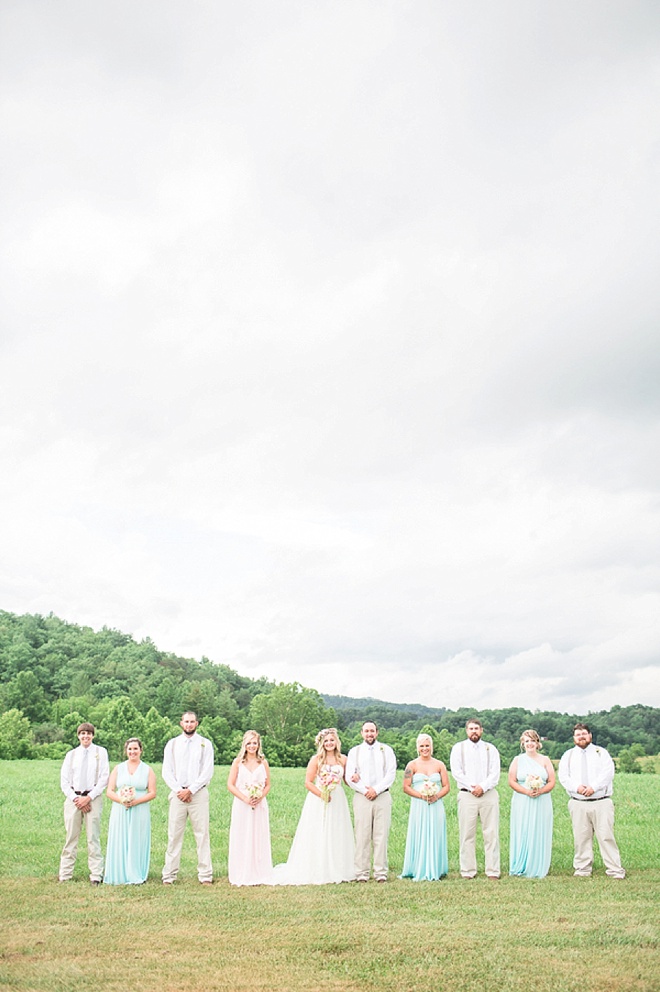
[[0, 610, 657, 772]]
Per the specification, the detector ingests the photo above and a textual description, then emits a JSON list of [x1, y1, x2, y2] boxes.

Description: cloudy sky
[[1, 1, 659, 715]]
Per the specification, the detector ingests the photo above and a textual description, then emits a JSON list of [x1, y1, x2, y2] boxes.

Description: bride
[[269, 728, 355, 885]]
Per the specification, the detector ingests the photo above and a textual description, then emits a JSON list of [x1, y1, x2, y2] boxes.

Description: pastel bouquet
[[244, 782, 263, 809], [419, 779, 440, 801], [318, 766, 343, 803], [525, 774, 544, 793], [118, 785, 135, 806]]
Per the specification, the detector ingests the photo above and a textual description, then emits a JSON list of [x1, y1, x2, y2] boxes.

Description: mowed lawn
[[0, 760, 657, 992]]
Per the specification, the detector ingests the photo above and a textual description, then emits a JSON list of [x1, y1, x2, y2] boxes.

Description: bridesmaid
[[104, 738, 157, 885], [508, 729, 555, 878], [227, 731, 273, 886], [401, 733, 450, 881]]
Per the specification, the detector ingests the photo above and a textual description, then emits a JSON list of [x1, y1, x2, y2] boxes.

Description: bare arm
[[132, 767, 157, 805], [106, 765, 121, 804], [508, 757, 534, 795], [260, 760, 271, 800], [539, 758, 556, 795], [436, 761, 450, 801], [227, 760, 251, 804], [402, 761, 418, 798], [304, 756, 323, 799]]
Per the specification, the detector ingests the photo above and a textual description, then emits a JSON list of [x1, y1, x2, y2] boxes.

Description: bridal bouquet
[[419, 779, 440, 801], [118, 786, 135, 806], [525, 774, 544, 793], [318, 766, 343, 803]]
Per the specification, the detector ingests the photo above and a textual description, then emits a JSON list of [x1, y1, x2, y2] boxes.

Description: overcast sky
[[1, 1, 659, 715]]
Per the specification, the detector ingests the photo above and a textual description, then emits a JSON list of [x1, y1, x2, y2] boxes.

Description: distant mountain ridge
[[1, 609, 658, 764], [322, 693, 446, 723]]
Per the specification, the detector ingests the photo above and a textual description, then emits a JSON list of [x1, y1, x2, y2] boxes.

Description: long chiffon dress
[[228, 762, 273, 886], [269, 764, 355, 885], [400, 773, 449, 881], [509, 754, 553, 878], [104, 761, 152, 885]]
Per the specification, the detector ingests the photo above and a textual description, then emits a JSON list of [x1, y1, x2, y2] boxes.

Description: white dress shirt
[[450, 739, 501, 793], [345, 741, 397, 796], [162, 732, 214, 795], [60, 744, 110, 801], [558, 743, 615, 800]]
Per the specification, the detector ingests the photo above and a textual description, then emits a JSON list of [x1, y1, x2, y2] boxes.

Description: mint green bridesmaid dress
[[104, 761, 152, 885], [509, 754, 553, 878], [400, 773, 448, 881]]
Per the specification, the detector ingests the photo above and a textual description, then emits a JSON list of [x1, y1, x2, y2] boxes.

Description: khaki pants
[[162, 789, 213, 883], [568, 798, 625, 878], [59, 796, 104, 882], [353, 790, 392, 881], [457, 790, 500, 878]]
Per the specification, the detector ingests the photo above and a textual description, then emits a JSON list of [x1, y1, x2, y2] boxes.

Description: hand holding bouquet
[[318, 766, 342, 803], [419, 779, 440, 802], [525, 774, 544, 796], [118, 785, 135, 807], [244, 782, 264, 808]]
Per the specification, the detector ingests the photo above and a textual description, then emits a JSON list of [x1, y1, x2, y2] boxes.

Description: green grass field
[[0, 761, 657, 992]]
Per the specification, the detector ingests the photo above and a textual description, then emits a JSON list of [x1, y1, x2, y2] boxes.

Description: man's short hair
[[574, 722, 591, 734], [182, 711, 198, 721], [465, 718, 483, 730], [77, 723, 95, 735]]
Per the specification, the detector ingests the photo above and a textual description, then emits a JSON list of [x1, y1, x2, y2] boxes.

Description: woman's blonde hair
[[237, 730, 265, 763], [520, 729, 542, 751], [416, 733, 434, 755], [315, 727, 342, 767]]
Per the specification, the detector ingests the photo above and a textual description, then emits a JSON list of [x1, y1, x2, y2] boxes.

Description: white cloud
[[1, 1, 659, 714]]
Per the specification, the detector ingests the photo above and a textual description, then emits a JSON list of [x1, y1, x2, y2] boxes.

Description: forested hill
[[1, 609, 658, 769], [322, 695, 446, 727], [323, 694, 660, 764]]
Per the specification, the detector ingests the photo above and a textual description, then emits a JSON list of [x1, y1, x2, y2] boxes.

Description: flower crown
[[315, 728, 339, 749]]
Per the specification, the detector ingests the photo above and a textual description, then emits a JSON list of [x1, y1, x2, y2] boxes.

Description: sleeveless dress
[[269, 764, 355, 885], [509, 753, 553, 878], [400, 773, 448, 881], [104, 761, 152, 885], [228, 762, 273, 886]]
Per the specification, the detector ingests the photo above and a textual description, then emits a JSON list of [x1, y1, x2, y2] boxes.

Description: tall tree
[[249, 682, 336, 766], [0, 709, 33, 759], [98, 698, 145, 761]]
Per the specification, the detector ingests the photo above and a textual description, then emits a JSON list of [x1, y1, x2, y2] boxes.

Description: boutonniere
[[595, 748, 601, 755], [200, 742, 206, 748]]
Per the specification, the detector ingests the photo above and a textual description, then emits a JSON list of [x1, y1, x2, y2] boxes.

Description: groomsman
[[162, 711, 215, 885], [58, 723, 109, 884], [450, 718, 501, 878], [345, 722, 397, 882], [558, 723, 625, 879]]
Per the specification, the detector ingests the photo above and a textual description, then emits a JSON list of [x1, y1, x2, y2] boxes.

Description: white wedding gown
[[269, 765, 355, 885]]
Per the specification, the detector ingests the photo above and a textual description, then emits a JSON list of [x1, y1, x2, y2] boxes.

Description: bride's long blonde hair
[[315, 727, 342, 768]]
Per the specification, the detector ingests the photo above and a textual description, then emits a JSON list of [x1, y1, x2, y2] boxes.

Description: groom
[[345, 722, 397, 882]]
